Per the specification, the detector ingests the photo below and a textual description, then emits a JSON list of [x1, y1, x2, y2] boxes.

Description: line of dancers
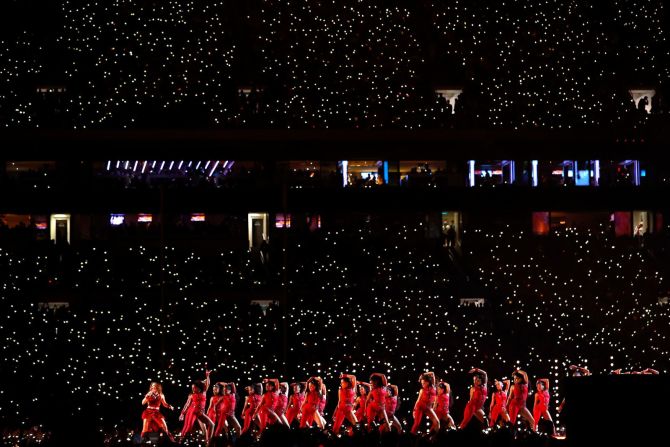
[[410, 368, 554, 435], [140, 366, 598, 443]]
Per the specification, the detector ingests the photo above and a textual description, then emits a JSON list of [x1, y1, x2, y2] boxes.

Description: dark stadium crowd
[[2, 159, 667, 196], [1, 215, 668, 446], [1, 0, 669, 129], [3, 1, 670, 446]]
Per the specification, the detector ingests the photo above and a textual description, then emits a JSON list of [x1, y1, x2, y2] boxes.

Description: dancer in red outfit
[[459, 368, 488, 429], [506, 369, 534, 430], [141, 382, 175, 442], [332, 374, 358, 434], [355, 382, 370, 424], [384, 384, 403, 433], [241, 383, 262, 435], [435, 382, 455, 430], [275, 382, 290, 427], [533, 378, 554, 434], [253, 379, 280, 434], [286, 383, 305, 426], [179, 369, 215, 443], [207, 382, 226, 438], [300, 377, 324, 428], [489, 379, 510, 427], [219, 382, 241, 436], [365, 373, 390, 431], [411, 372, 440, 434]]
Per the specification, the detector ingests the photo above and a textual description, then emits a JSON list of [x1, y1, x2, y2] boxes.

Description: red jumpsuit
[[533, 389, 550, 428], [355, 395, 367, 422], [286, 393, 304, 424], [181, 392, 207, 436], [214, 394, 233, 436], [385, 395, 398, 418], [411, 385, 436, 433], [459, 385, 487, 429], [221, 394, 236, 417], [141, 393, 166, 435], [257, 391, 279, 431], [366, 387, 387, 424], [242, 394, 262, 433], [489, 390, 507, 427], [208, 395, 225, 436], [508, 383, 528, 425], [275, 393, 288, 416], [435, 393, 450, 420], [332, 387, 356, 432], [300, 390, 321, 428]]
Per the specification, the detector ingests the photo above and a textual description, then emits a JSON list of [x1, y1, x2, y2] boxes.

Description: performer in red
[[275, 382, 290, 426], [384, 384, 403, 433], [355, 382, 370, 424], [179, 369, 215, 444], [459, 368, 488, 429], [207, 382, 226, 438], [365, 373, 390, 431], [489, 379, 510, 427], [533, 378, 554, 434], [435, 381, 455, 430], [141, 382, 175, 442], [253, 378, 280, 434], [219, 382, 241, 436], [411, 371, 439, 434], [286, 382, 305, 426], [300, 377, 325, 428], [241, 383, 262, 435], [333, 374, 358, 434], [506, 369, 534, 430]]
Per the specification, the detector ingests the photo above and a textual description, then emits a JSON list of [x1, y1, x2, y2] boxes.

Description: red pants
[[332, 407, 352, 432], [355, 406, 365, 422], [508, 403, 523, 425], [366, 406, 384, 425], [213, 413, 228, 437], [300, 408, 319, 428], [533, 405, 547, 429], [490, 406, 504, 427], [181, 408, 202, 436], [460, 402, 478, 429], [257, 408, 276, 432], [411, 408, 430, 433], [242, 412, 254, 433], [286, 406, 300, 425]]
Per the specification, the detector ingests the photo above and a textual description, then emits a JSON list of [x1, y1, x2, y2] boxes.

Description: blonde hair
[[149, 382, 163, 394]]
